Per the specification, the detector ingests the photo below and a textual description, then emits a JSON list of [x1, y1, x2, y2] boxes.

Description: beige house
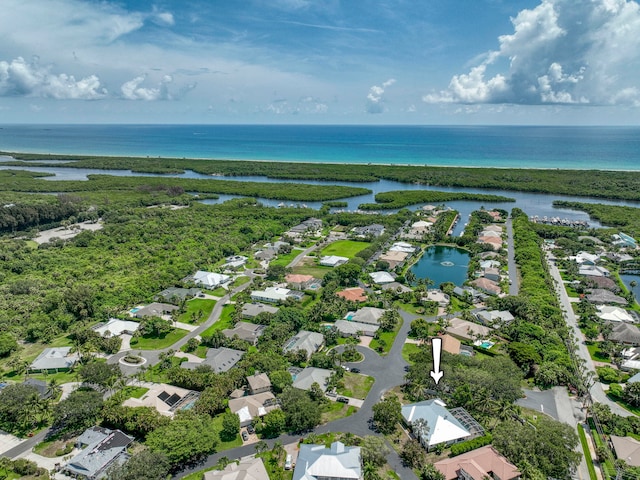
[[247, 373, 272, 395]]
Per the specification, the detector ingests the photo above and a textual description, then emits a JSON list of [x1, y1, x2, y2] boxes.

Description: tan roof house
[[229, 392, 279, 427], [435, 446, 520, 480], [440, 334, 461, 355], [379, 250, 409, 269], [471, 278, 501, 295], [446, 318, 493, 342], [611, 435, 640, 467], [204, 456, 269, 480], [247, 373, 272, 395], [285, 274, 316, 290]]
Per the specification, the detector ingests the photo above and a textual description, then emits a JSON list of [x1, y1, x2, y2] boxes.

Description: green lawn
[[211, 413, 243, 451], [129, 328, 188, 350], [269, 249, 304, 268], [200, 305, 236, 337], [233, 275, 251, 287], [321, 401, 357, 423], [369, 318, 404, 356], [402, 343, 422, 364], [178, 298, 216, 324], [578, 424, 598, 480], [121, 386, 149, 399], [586, 342, 610, 362], [337, 373, 374, 399], [320, 240, 371, 259], [291, 264, 332, 278]]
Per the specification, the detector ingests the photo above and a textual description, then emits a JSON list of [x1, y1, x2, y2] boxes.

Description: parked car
[[337, 396, 349, 403], [350, 367, 360, 374], [247, 424, 255, 434], [285, 454, 293, 470], [341, 365, 350, 371], [242, 430, 248, 441]]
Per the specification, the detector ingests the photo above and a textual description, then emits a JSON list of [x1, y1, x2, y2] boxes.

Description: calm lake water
[[410, 245, 471, 287], [620, 274, 640, 304]]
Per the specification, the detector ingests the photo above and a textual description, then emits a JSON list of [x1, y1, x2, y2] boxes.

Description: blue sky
[[1, 0, 640, 124]]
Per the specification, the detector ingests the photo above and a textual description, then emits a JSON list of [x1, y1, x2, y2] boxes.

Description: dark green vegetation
[[5, 152, 640, 200], [0, 169, 369, 202], [554, 201, 640, 237], [358, 190, 514, 210]]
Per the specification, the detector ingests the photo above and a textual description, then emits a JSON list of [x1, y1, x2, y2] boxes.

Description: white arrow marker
[[430, 337, 444, 385]]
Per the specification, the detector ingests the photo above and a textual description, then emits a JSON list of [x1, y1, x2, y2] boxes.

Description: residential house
[[575, 251, 600, 265], [334, 319, 379, 337], [440, 334, 461, 355], [285, 274, 318, 290], [452, 286, 483, 302], [22, 378, 51, 399], [612, 232, 637, 249], [320, 255, 349, 267], [597, 306, 635, 323], [445, 318, 494, 342], [477, 236, 503, 250], [607, 322, 640, 345], [64, 427, 133, 480], [132, 302, 178, 319], [483, 224, 503, 232], [222, 255, 248, 269], [30, 347, 79, 372], [247, 373, 272, 395], [470, 278, 501, 296], [181, 347, 245, 372], [425, 289, 450, 307], [336, 287, 367, 302], [474, 309, 515, 326], [352, 224, 385, 238], [283, 330, 325, 359], [479, 259, 501, 270], [479, 230, 501, 238], [251, 286, 296, 304], [291, 367, 332, 392], [482, 267, 501, 282], [607, 252, 634, 263], [627, 372, 640, 384], [380, 282, 413, 294], [288, 218, 323, 236], [479, 251, 500, 260], [242, 303, 279, 319], [93, 318, 140, 337], [611, 436, 640, 467], [401, 399, 472, 450], [487, 211, 503, 221], [229, 392, 279, 427], [587, 289, 628, 305], [222, 322, 266, 345], [369, 271, 396, 284], [191, 270, 230, 288], [390, 241, 417, 253], [378, 250, 409, 269], [155, 287, 201, 304], [203, 456, 270, 480], [579, 264, 610, 278], [345, 307, 386, 326], [434, 445, 521, 480], [293, 441, 361, 480], [123, 383, 200, 417]]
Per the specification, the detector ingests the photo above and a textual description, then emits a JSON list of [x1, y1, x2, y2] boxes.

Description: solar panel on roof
[[165, 393, 181, 407], [157, 391, 170, 402]]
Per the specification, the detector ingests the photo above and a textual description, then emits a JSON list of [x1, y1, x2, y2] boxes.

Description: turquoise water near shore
[[1, 124, 639, 170]]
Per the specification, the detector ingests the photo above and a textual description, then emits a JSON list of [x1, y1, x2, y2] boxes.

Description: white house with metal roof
[[293, 441, 362, 480], [402, 399, 471, 450]]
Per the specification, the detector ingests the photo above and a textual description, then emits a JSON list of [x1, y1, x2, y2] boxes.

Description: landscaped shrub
[[449, 434, 493, 457]]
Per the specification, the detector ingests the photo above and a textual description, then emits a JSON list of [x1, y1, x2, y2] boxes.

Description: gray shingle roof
[[65, 427, 133, 479]]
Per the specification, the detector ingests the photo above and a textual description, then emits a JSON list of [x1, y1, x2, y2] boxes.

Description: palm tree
[[363, 462, 382, 480], [47, 378, 62, 399], [271, 441, 285, 462]]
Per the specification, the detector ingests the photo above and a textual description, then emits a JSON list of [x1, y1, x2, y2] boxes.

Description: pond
[[409, 245, 471, 287]]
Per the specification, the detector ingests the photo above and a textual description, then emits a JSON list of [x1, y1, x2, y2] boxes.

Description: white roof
[[320, 255, 349, 266], [94, 318, 140, 337], [193, 270, 230, 287], [369, 271, 395, 284], [389, 244, 416, 253], [597, 306, 634, 323], [576, 251, 600, 264], [412, 221, 432, 228], [251, 287, 291, 302], [402, 399, 471, 448]]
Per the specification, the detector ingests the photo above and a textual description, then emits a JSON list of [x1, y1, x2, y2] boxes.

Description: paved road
[[506, 217, 519, 296], [176, 308, 420, 480], [546, 251, 632, 417]]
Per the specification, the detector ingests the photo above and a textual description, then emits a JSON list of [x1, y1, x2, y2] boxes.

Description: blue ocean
[[0, 124, 639, 170]]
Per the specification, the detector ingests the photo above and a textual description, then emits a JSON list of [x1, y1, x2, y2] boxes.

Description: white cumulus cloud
[[121, 74, 175, 100], [366, 78, 396, 113], [425, 0, 640, 106], [0, 56, 106, 99]]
